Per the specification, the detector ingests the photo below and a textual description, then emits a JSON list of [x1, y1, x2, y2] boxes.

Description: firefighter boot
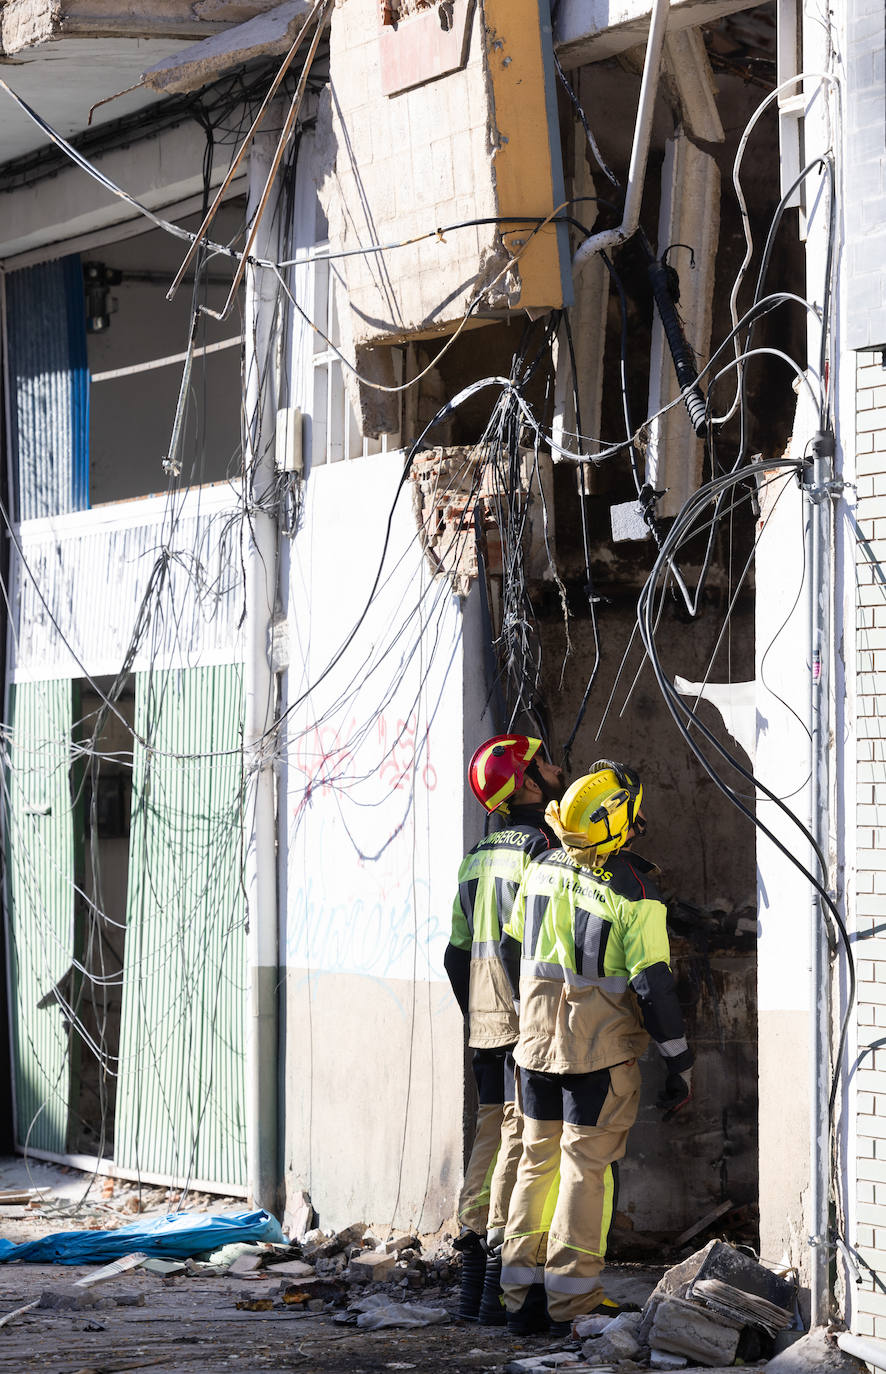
[[478, 1250, 506, 1326], [506, 1281, 550, 1335], [453, 1229, 486, 1320]]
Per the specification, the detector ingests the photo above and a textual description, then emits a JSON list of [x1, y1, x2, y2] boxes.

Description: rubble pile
[[535, 1240, 800, 1371], [145, 1220, 466, 1326]]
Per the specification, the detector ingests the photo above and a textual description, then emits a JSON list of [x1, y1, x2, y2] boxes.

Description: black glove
[[657, 1068, 693, 1120]]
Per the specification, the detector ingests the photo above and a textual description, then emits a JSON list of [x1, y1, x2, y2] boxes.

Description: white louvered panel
[[9, 485, 246, 682]]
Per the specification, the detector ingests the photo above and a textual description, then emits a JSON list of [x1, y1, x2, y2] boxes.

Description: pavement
[[0, 1157, 859, 1374]]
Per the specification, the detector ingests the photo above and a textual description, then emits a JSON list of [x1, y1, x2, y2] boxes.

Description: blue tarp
[[0, 1209, 285, 1265]]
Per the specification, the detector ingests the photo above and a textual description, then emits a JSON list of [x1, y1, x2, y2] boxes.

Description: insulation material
[[4, 679, 75, 1153], [5, 256, 89, 520], [114, 664, 247, 1191]]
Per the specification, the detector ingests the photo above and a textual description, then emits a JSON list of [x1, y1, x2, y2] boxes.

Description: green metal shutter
[[115, 664, 247, 1190], [4, 680, 74, 1153]]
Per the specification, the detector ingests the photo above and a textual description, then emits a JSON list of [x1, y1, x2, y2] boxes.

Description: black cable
[[552, 49, 621, 192], [637, 459, 855, 1125]]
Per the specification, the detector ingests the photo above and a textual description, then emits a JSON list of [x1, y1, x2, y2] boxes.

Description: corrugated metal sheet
[[10, 486, 245, 683], [4, 680, 74, 1153], [6, 256, 89, 520], [114, 665, 247, 1190]]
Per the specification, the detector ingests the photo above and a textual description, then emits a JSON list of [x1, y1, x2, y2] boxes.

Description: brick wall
[[845, 0, 886, 350], [853, 349, 886, 1335]]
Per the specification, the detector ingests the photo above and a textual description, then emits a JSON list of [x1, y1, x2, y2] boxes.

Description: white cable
[[709, 70, 839, 426]]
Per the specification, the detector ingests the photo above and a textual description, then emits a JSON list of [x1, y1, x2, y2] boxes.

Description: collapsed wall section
[[315, 0, 572, 355]]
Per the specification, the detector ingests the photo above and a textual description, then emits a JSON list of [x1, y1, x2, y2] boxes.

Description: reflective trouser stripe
[[458, 1102, 504, 1233], [544, 1114, 637, 1318], [501, 1263, 545, 1286], [500, 1116, 561, 1313], [487, 1093, 524, 1231]]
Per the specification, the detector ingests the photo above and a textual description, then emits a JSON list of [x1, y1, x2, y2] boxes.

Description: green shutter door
[[5, 680, 75, 1153], [115, 665, 247, 1189]]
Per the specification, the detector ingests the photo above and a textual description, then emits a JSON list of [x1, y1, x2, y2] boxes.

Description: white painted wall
[[754, 394, 817, 1290], [279, 448, 492, 1231]]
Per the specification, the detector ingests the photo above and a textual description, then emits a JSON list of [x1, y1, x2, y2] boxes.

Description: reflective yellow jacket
[[503, 848, 692, 1076], [447, 813, 555, 1049]]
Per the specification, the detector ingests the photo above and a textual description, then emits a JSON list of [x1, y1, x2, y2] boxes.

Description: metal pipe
[[243, 123, 282, 1214], [837, 1331, 886, 1370], [572, 0, 670, 273], [806, 430, 834, 1326]]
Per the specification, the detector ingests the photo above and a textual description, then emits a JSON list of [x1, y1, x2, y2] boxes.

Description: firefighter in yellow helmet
[[444, 734, 564, 1323], [498, 761, 693, 1335]]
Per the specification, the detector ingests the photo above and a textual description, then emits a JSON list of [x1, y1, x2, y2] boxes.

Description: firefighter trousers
[[458, 1047, 520, 1234], [500, 1059, 641, 1322]]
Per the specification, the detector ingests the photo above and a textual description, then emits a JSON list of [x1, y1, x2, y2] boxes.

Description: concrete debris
[[227, 1251, 265, 1276], [766, 1328, 868, 1371], [347, 1250, 397, 1283], [302, 1222, 366, 1261], [265, 1258, 316, 1278], [382, 1234, 420, 1256], [574, 1313, 618, 1339], [36, 1286, 144, 1311], [648, 1295, 741, 1366], [648, 1353, 687, 1369], [506, 1355, 585, 1373], [580, 1310, 643, 1363], [610, 498, 652, 543]]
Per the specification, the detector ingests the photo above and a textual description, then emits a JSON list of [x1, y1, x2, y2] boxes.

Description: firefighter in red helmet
[[444, 734, 565, 1324]]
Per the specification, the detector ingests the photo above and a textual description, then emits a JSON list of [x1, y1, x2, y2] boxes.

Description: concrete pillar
[[552, 98, 609, 491], [645, 133, 719, 519]]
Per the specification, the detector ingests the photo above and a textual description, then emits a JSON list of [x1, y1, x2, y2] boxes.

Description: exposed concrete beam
[[554, 0, 764, 67], [0, 119, 238, 261], [0, 0, 248, 54], [142, 0, 315, 95], [663, 27, 724, 143]]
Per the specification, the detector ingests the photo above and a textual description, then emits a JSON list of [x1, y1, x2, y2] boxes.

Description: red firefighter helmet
[[469, 735, 542, 813]]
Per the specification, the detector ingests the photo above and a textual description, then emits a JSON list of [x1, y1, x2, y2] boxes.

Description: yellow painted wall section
[[484, 0, 572, 311]]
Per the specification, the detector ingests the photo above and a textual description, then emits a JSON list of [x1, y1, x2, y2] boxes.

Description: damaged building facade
[[0, 0, 882, 1350]]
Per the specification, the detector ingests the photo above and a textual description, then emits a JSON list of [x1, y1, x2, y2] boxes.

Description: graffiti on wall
[[284, 706, 453, 983]]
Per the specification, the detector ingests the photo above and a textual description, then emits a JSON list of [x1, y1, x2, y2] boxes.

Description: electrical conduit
[[243, 124, 282, 1213], [571, 0, 670, 274]]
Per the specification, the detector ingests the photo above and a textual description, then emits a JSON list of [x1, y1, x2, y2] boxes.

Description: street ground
[[0, 1158, 772, 1373]]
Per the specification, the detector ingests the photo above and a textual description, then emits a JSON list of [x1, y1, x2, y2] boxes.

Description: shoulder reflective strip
[[472, 940, 504, 959], [658, 1036, 690, 1058], [573, 903, 609, 977], [523, 960, 628, 993], [500, 1264, 546, 1284], [495, 876, 520, 929], [458, 877, 479, 935], [525, 890, 549, 957]]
